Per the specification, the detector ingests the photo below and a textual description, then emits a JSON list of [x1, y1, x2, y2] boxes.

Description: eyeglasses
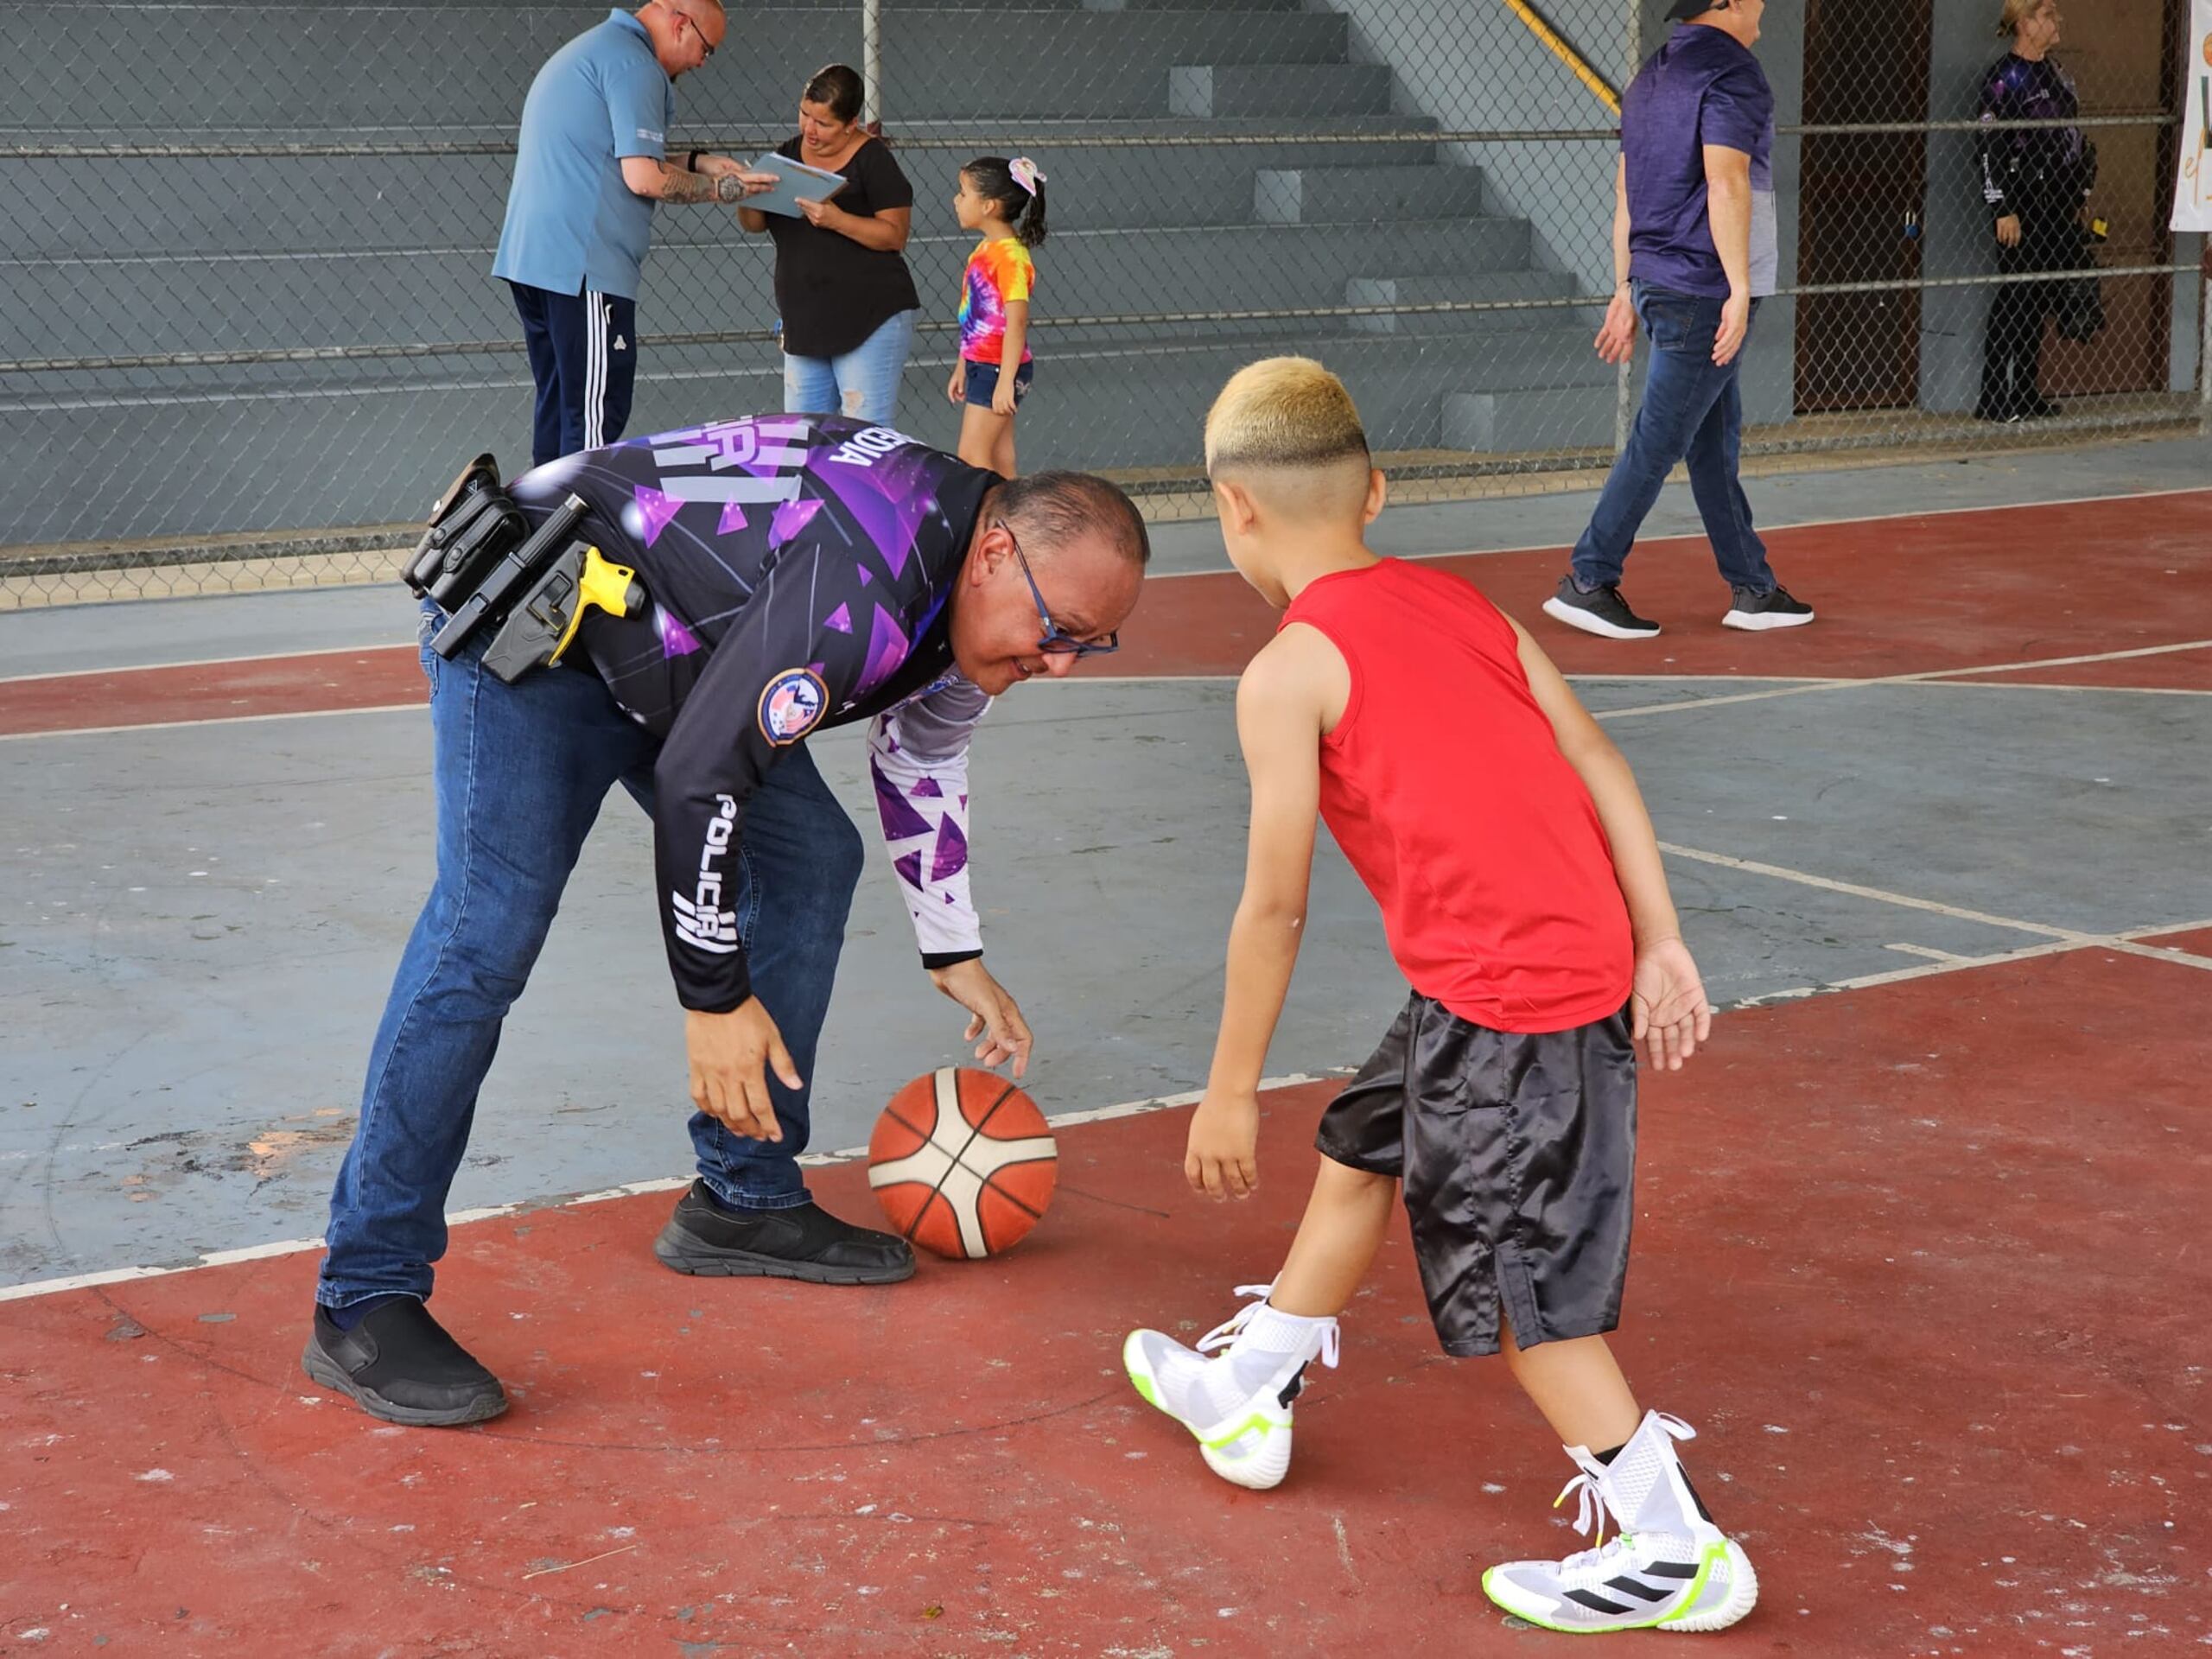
[[998, 519, 1119, 658], [669, 6, 715, 59]]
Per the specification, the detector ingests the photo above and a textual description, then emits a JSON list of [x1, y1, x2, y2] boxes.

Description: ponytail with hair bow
[[1008, 156, 1046, 196]]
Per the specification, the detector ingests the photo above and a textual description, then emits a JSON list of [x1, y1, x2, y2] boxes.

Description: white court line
[[0, 1071, 1329, 1305], [1664, 843, 2212, 975], [1658, 841, 2088, 941], [1141, 484, 2212, 581], [0, 702, 423, 744], [1600, 638, 2212, 721], [1734, 920, 2212, 1007], [1883, 942, 1969, 963], [6, 631, 2209, 746], [9, 485, 2203, 683], [0, 639, 414, 688]]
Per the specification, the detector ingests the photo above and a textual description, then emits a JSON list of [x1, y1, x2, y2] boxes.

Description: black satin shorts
[[1316, 992, 1637, 1357]]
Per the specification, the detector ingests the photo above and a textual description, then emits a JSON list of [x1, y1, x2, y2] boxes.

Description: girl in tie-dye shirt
[[946, 156, 1048, 476]]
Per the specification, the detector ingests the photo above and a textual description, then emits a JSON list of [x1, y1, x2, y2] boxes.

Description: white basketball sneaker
[[1122, 1282, 1338, 1491], [1483, 1411, 1758, 1635]]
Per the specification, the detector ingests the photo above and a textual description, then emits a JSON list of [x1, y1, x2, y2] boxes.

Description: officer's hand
[[685, 1000, 799, 1141], [926, 958, 1034, 1078], [1995, 213, 2022, 248]]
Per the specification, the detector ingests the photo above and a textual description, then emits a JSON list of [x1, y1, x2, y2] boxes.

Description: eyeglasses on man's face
[[996, 520, 1119, 659]]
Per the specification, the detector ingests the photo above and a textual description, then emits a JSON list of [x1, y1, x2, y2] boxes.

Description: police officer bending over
[[307, 415, 1148, 1425]]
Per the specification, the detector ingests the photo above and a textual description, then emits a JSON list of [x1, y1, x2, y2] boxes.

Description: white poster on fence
[[2176, 0, 2212, 231]]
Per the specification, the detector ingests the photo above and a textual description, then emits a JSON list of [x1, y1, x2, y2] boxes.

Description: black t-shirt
[[766, 137, 922, 359]]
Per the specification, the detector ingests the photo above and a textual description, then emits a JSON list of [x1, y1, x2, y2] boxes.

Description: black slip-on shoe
[[652, 1179, 916, 1285], [302, 1300, 508, 1427], [1721, 584, 1816, 631], [1541, 575, 1662, 639]]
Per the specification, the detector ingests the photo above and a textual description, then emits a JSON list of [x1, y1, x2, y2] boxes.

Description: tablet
[[743, 151, 852, 218]]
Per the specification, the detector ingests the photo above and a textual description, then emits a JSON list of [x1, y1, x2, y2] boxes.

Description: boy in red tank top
[[1122, 359, 1757, 1635]]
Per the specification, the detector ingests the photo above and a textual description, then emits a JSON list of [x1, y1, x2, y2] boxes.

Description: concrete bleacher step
[[1442, 382, 1622, 451], [1344, 270, 1600, 334], [8, 216, 1553, 365], [1168, 62, 1393, 118], [1255, 163, 1491, 226], [3, 7, 1351, 130]]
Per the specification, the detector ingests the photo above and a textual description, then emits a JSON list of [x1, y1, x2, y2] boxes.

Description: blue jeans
[[781, 308, 917, 425], [1570, 285, 1777, 594], [317, 604, 866, 1308]]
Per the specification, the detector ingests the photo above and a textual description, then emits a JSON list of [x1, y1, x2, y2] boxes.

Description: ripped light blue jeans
[[781, 308, 918, 426]]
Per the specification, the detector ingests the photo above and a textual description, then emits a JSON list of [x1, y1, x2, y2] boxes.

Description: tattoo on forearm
[[657, 165, 739, 204]]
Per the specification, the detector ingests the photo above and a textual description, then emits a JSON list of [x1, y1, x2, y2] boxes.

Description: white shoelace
[[1195, 1281, 1341, 1370], [1552, 1411, 1698, 1558]]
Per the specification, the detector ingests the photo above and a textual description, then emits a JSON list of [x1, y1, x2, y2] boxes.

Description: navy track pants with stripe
[[508, 281, 639, 467]]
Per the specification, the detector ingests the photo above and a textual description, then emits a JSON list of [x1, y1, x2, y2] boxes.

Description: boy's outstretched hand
[[1185, 1092, 1260, 1200], [1630, 936, 1713, 1071]]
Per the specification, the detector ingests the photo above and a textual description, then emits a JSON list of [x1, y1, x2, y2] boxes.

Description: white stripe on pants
[[583, 289, 607, 451]]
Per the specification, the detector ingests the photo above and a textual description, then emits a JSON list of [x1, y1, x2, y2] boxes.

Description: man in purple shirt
[[1543, 0, 1815, 641]]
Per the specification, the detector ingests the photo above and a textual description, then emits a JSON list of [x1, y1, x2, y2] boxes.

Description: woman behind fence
[[1974, 0, 2093, 423], [738, 64, 921, 424]]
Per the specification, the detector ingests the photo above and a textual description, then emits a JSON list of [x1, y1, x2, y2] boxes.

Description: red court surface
[[4, 490, 2209, 740], [3, 947, 2206, 1655], [1112, 490, 2212, 684]]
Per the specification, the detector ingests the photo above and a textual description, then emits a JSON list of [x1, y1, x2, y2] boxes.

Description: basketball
[[868, 1068, 1058, 1260]]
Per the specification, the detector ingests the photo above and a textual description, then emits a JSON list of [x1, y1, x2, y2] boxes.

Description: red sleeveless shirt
[[1282, 559, 1632, 1033]]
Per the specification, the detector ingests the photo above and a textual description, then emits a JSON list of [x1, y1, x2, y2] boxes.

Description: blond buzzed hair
[[1205, 357, 1370, 479], [1996, 0, 2047, 35]]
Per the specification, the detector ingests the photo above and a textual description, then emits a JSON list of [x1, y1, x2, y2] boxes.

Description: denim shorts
[[962, 357, 1034, 410], [1316, 991, 1637, 1357]]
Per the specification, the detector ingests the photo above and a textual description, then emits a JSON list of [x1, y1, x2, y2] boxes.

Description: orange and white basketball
[[867, 1068, 1058, 1260]]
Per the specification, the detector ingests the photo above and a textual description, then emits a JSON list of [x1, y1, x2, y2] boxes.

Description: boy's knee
[[1316, 1154, 1395, 1197]]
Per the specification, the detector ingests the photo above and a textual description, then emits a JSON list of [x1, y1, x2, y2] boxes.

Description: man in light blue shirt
[[493, 1, 769, 464]]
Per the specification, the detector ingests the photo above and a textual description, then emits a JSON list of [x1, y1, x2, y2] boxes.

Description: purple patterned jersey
[[506, 416, 996, 1014]]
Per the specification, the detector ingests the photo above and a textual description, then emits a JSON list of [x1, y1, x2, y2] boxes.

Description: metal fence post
[[863, 0, 882, 126], [1611, 0, 1639, 456]]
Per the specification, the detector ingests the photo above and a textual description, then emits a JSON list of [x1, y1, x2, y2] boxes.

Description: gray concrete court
[[3, 441, 2208, 1292]]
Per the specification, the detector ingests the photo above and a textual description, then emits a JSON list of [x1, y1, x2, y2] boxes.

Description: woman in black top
[[737, 65, 921, 424], [1974, 0, 2091, 421]]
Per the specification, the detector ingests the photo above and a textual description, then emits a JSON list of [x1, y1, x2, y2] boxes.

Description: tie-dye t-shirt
[[506, 415, 995, 1013], [957, 237, 1036, 365]]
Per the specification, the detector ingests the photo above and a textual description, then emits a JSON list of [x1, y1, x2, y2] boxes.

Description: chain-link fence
[[3, 0, 2202, 607]]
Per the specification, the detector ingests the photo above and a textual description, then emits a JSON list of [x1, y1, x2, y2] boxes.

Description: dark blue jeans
[[317, 603, 865, 1309], [1570, 284, 1777, 594]]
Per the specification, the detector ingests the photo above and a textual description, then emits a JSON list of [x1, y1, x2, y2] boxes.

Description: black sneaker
[[1721, 584, 1815, 631], [302, 1300, 508, 1427], [652, 1180, 916, 1285], [1541, 575, 1662, 639]]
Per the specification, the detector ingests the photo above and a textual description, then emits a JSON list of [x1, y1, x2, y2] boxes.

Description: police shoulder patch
[[758, 668, 829, 746]]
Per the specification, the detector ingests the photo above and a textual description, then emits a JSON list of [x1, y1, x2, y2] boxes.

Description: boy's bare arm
[[1186, 626, 1337, 1199], [1506, 616, 1675, 942], [1506, 615, 1713, 1069]]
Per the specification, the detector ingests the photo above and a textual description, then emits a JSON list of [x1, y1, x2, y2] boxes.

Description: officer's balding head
[[950, 472, 1148, 696]]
